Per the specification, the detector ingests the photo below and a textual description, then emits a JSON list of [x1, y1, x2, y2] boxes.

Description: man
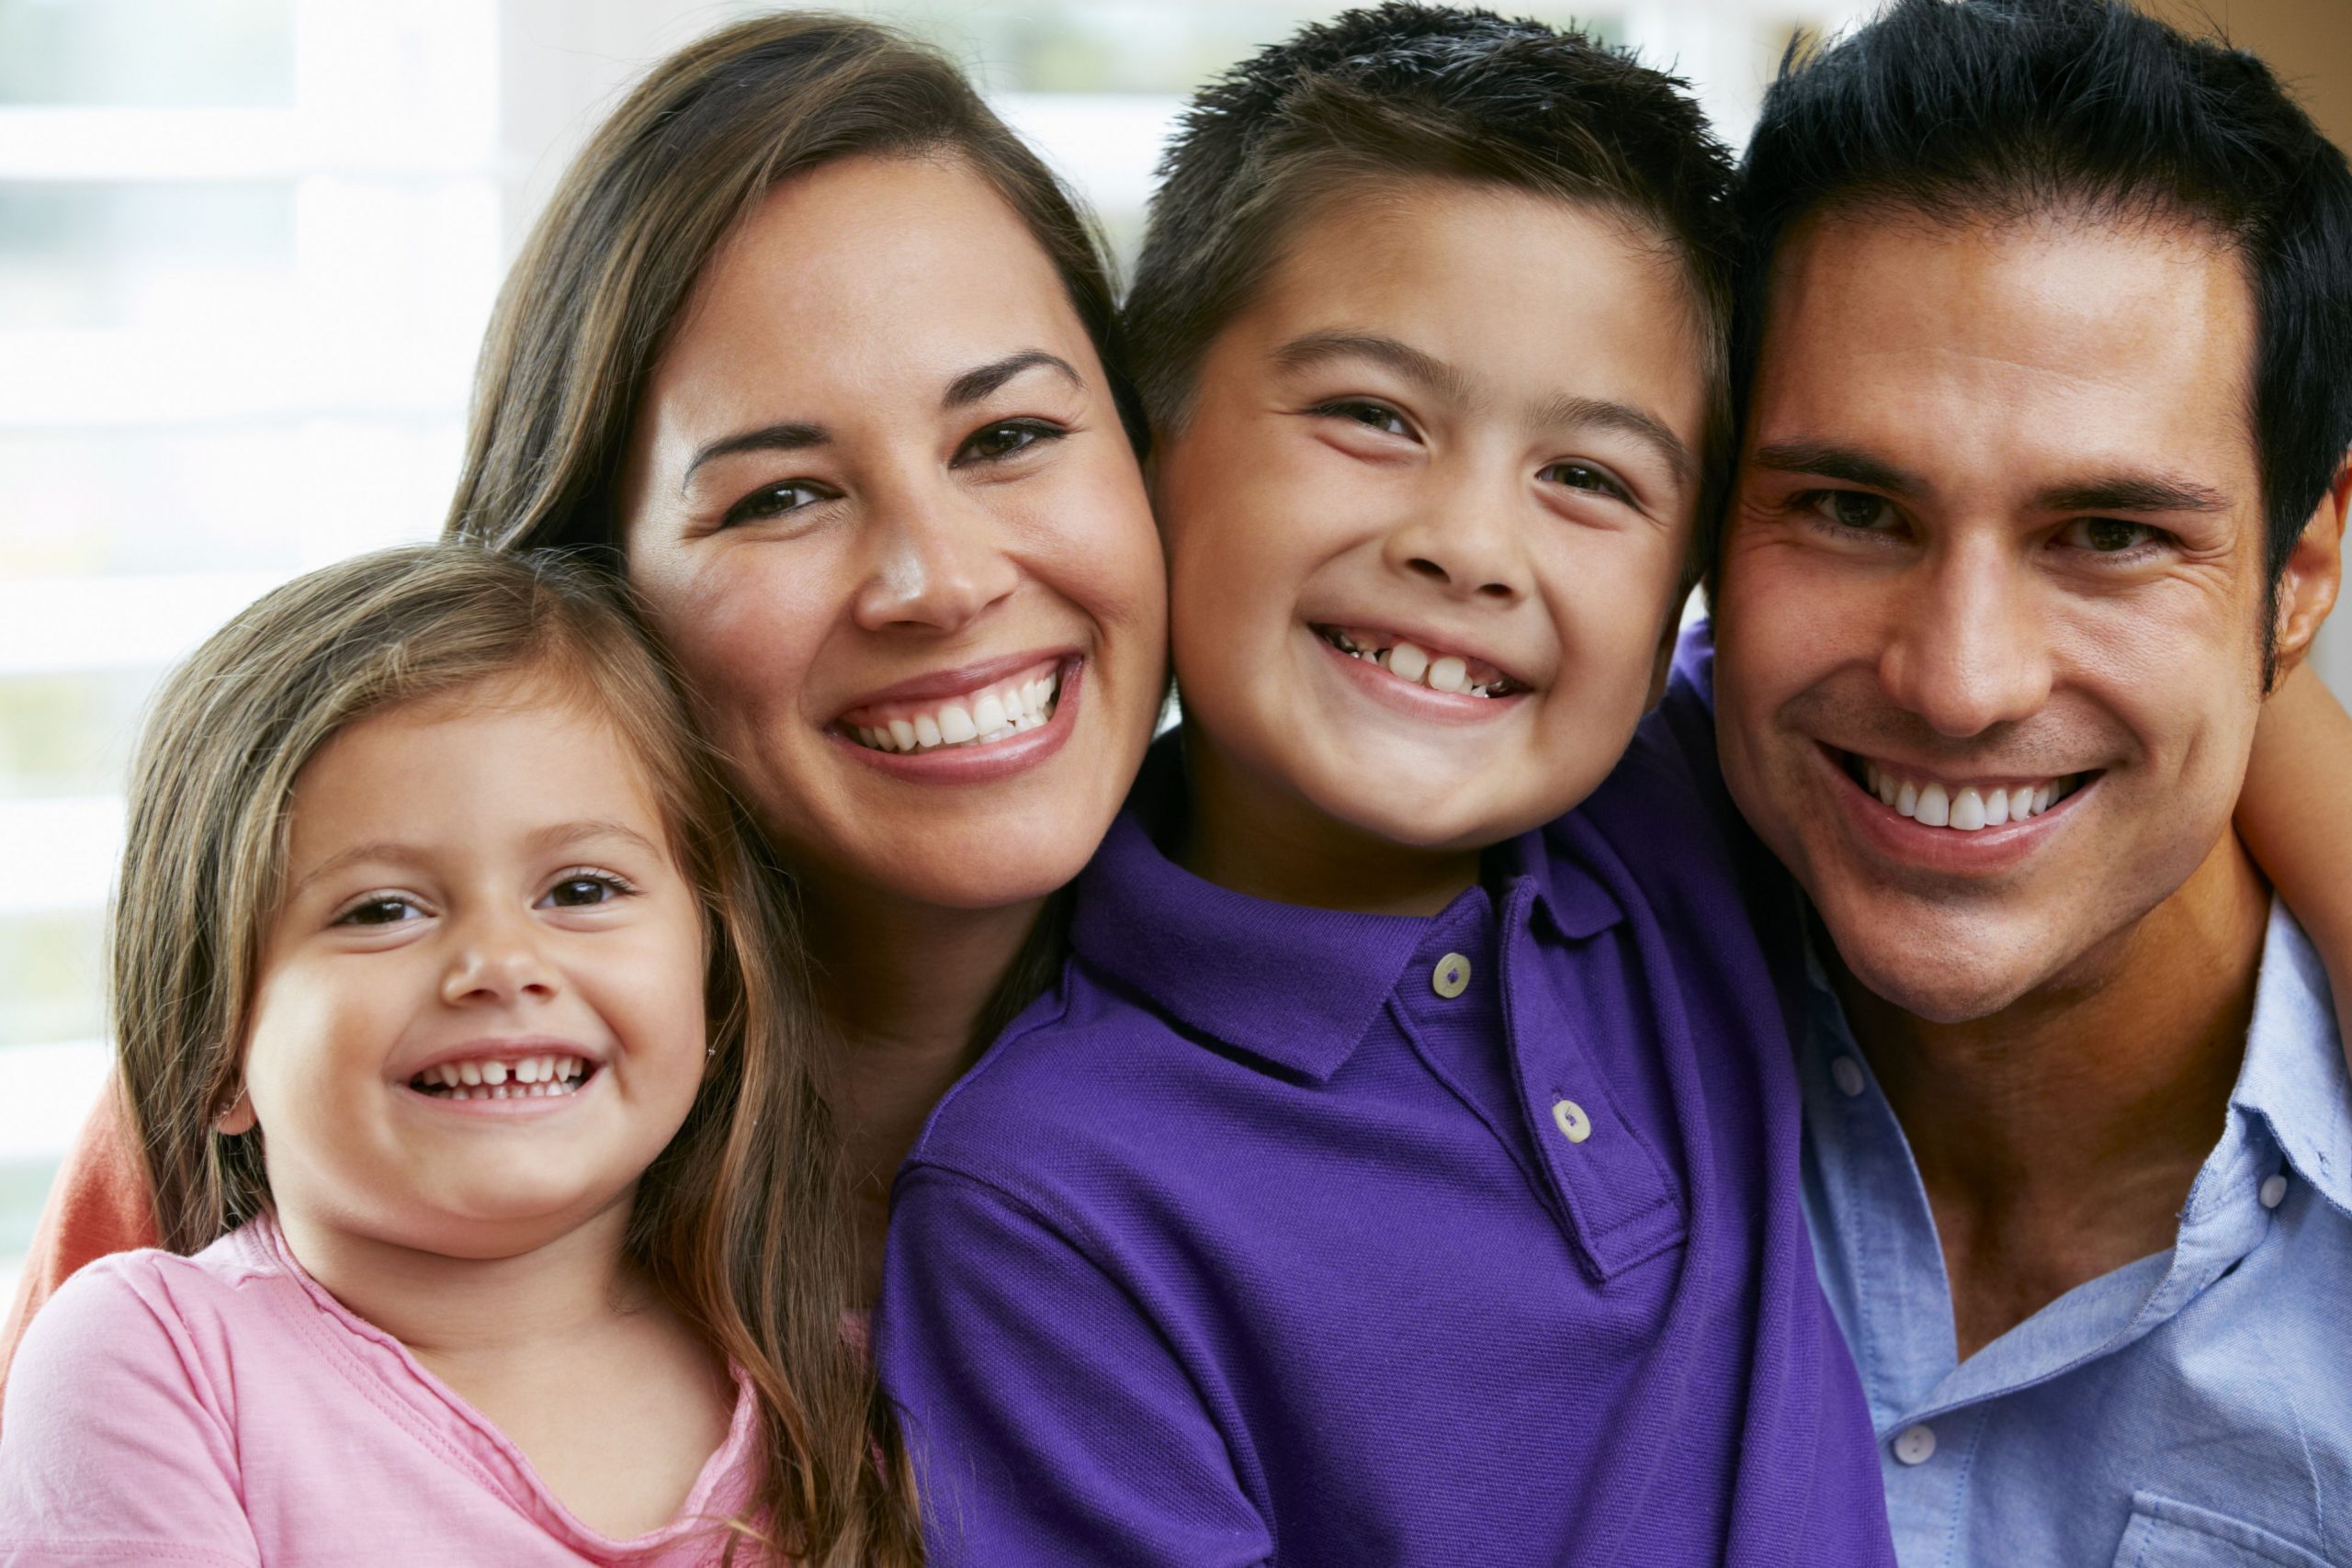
[[1704, 0, 2352, 1560]]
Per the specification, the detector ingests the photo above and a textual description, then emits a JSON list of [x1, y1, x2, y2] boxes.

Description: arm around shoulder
[[2238, 662, 2352, 1066], [0, 1077, 161, 1399], [0, 1257, 258, 1567], [875, 1163, 1273, 1568]]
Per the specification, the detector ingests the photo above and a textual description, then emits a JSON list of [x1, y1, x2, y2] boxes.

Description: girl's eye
[[1313, 400, 1411, 438], [720, 479, 833, 529], [2058, 517, 2168, 555], [539, 870, 635, 909], [334, 895, 425, 928], [1807, 490, 1895, 531], [1540, 461, 1631, 502], [954, 420, 1064, 466]]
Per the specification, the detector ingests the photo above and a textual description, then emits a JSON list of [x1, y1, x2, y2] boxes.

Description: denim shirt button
[[1892, 1424, 1937, 1466], [1832, 1056, 1866, 1098]]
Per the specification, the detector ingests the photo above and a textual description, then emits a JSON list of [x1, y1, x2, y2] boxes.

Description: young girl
[[0, 546, 921, 1565]]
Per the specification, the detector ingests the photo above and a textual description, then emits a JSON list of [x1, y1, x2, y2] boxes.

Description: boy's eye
[[539, 870, 635, 908], [1540, 461, 1630, 502], [954, 419, 1064, 466], [334, 894, 426, 928], [721, 479, 833, 529], [1313, 400, 1411, 437], [2057, 517, 2167, 555]]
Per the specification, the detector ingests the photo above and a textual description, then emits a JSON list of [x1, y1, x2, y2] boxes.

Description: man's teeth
[[851, 671, 1060, 753], [1322, 630, 1511, 697], [413, 1055, 590, 1101], [1860, 758, 2077, 831]]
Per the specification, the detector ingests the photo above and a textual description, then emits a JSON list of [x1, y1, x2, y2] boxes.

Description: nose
[[1878, 538, 2053, 737], [850, 469, 1022, 634], [439, 907, 560, 1009], [1380, 475, 1533, 604]]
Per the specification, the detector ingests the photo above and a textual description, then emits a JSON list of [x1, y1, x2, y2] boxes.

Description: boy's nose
[[1382, 499, 1531, 604]]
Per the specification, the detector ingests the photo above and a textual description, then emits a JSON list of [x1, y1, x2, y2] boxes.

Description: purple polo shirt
[[876, 709, 1893, 1565]]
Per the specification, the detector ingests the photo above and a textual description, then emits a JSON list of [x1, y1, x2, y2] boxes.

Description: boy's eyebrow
[[289, 820, 666, 897], [943, 350, 1085, 409], [1272, 331, 1476, 407], [1531, 394, 1694, 484]]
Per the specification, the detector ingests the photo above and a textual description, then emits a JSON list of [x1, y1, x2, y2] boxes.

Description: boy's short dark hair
[[1736, 0, 2352, 599], [1127, 3, 1737, 525]]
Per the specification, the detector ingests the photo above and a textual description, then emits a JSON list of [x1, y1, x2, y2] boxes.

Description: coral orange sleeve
[[0, 1078, 158, 1407], [2237, 662, 2352, 1073]]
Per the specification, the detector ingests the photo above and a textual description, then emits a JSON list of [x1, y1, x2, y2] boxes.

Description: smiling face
[[1714, 209, 2336, 1022], [621, 153, 1166, 915], [232, 680, 708, 1259], [1154, 177, 1709, 897]]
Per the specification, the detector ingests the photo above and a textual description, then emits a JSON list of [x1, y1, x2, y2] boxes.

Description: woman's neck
[[801, 876, 1050, 1303]]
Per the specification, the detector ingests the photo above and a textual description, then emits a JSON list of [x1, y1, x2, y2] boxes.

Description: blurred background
[[0, 0, 2346, 1301]]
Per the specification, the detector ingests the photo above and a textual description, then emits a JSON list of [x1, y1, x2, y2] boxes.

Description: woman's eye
[[334, 895, 424, 928], [1809, 490, 1894, 531], [1541, 461, 1629, 502], [2059, 517, 2166, 555], [539, 871, 633, 908], [1314, 400, 1411, 438], [955, 420, 1062, 465], [721, 479, 832, 529]]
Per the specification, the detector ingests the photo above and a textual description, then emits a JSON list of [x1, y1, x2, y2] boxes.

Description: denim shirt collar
[[1069, 734, 1622, 1083]]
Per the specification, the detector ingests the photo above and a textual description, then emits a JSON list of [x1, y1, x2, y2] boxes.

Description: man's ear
[[2271, 454, 2349, 681]]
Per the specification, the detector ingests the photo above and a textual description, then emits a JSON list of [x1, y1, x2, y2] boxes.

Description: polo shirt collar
[[1069, 735, 1620, 1083]]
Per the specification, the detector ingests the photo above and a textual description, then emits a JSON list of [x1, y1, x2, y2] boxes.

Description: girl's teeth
[[851, 671, 1062, 754]]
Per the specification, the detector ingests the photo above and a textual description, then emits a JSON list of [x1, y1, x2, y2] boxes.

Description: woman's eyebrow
[[682, 421, 830, 490], [943, 351, 1084, 409]]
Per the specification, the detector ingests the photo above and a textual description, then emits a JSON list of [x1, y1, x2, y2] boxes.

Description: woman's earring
[[215, 1089, 255, 1136]]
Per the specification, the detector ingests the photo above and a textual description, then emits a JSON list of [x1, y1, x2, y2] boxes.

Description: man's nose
[[439, 908, 560, 1008], [850, 470, 1022, 634], [1877, 541, 2053, 737]]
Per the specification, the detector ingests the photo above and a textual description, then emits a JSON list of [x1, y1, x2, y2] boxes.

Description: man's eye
[[334, 895, 424, 928], [954, 420, 1062, 465], [539, 871, 633, 908], [1541, 461, 1629, 502], [1810, 490, 1893, 531], [1313, 400, 1410, 437], [721, 479, 831, 528], [2060, 517, 2165, 554]]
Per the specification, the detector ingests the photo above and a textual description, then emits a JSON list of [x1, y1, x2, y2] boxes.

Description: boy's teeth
[[850, 670, 1062, 754], [1322, 629, 1517, 698], [1858, 757, 2076, 832]]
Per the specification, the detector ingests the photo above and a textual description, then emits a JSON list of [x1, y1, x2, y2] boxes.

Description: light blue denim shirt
[[1803, 900, 2352, 1568]]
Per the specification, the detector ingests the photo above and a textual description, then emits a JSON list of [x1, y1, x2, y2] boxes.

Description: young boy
[[874, 8, 1894, 1562]]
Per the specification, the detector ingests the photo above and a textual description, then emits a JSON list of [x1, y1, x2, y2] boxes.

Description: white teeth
[[481, 1059, 507, 1086], [1916, 782, 1951, 828], [888, 718, 917, 751], [1984, 787, 2010, 827], [1387, 642, 1430, 683], [1329, 631, 1513, 698], [1427, 655, 1469, 694], [937, 704, 977, 743], [1897, 781, 1919, 818], [913, 714, 942, 748], [973, 694, 1007, 732], [458, 1060, 482, 1086], [1950, 786, 1986, 831], [853, 671, 1061, 754], [1859, 759, 2077, 833]]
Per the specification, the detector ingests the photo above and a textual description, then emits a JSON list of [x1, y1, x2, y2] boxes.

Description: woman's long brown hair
[[115, 545, 922, 1563]]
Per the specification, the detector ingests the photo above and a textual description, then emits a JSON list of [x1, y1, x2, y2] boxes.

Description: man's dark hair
[[1126, 3, 1739, 542], [1736, 0, 2352, 616]]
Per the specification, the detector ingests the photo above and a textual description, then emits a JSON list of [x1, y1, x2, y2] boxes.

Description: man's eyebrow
[[682, 421, 829, 491], [1272, 331, 1476, 406], [1749, 441, 1923, 498], [1532, 393, 1694, 484], [944, 351, 1085, 410], [2035, 474, 2232, 515]]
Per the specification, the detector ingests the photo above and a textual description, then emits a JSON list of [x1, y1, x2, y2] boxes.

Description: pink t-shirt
[[0, 1218, 763, 1566]]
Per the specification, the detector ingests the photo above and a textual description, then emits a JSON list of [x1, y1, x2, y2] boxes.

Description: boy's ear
[[2270, 454, 2349, 682]]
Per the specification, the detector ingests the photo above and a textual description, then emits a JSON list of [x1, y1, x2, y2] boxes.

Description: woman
[[2, 10, 1167, 1366]]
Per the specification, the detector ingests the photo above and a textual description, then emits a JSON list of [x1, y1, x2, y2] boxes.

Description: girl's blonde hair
[[113, 543, 921, 1564]]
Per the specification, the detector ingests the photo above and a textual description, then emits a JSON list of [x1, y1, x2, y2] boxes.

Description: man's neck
[[1182, 737, 1481, 918], [801, 875, 1047, 1304], [1835, 831, 2270, 1359]]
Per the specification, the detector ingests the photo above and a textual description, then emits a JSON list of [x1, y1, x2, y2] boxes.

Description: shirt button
[[1831, 1056, 1866, 1098], [1552, 1099, 1592, 1145], [1431, 953, 1471, 998], [1892, 1425, 1937, 1466], [2260, 1174, 2289, 1210]]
